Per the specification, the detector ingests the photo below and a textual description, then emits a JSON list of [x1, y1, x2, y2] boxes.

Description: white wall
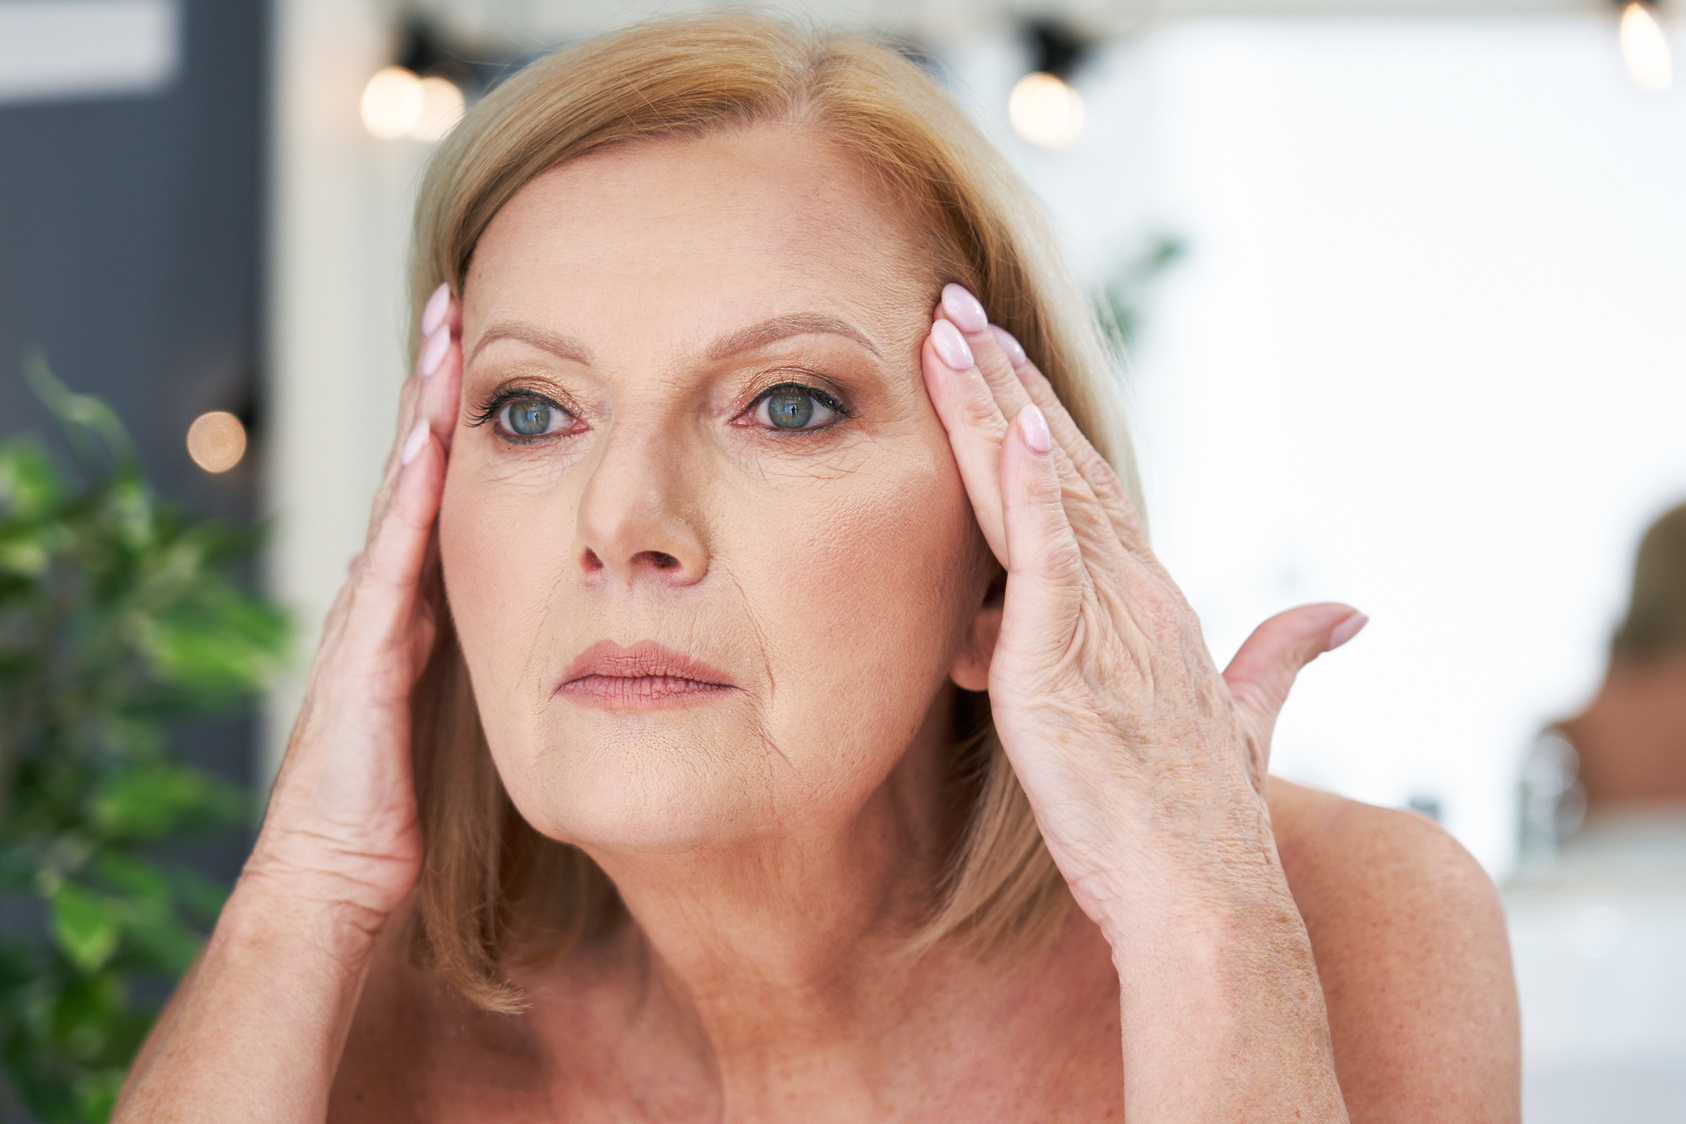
[[946, 16, 1686, 874], [265, 0, 433, 776]]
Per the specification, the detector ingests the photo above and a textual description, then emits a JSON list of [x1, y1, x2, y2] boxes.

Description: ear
[[949, 571, 1005, 692]]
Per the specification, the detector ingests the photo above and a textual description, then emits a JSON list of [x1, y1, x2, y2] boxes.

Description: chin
[[491, 719, 783, 856]]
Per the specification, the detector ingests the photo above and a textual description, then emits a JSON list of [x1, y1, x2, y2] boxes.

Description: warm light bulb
[[186, 412, 247, 474], [410, 76, 465, 142], [361, 66, 423, 139], [1009, 72, 1085, 148], [1620, 1, 1673, 94]]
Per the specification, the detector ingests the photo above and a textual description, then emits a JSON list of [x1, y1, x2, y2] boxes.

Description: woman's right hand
[[115, 288, 463, 1121], [243, 282, 462, 930]]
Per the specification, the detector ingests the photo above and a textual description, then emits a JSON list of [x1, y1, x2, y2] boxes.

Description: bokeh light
[[1009, 71, 1085, 148], [186, 411, 247, 474], [360, 65, 423, 139]]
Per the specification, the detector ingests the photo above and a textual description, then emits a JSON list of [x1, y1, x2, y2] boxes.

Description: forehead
[[465, 125, 934, 333]]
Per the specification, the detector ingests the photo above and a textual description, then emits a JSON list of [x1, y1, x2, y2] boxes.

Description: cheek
[[738, 441, 981, 772], [438, 457, 572, 737]]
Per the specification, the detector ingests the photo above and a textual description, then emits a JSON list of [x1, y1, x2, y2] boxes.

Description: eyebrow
[[468, 322, 593, 368], [467, 311, 880, 369], [706, 312, 881, 361]]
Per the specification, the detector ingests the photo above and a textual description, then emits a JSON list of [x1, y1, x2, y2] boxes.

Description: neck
[[573, 724, 960, 1111]]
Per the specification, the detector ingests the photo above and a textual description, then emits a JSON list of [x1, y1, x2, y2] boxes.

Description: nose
[[574, 418, 709, 587]]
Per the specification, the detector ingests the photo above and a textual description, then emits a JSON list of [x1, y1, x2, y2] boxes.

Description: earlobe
[[949, 603, 1003, 692]]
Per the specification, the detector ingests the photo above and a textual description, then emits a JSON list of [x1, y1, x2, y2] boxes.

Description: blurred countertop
[[1506, 808, 1686, 1123]]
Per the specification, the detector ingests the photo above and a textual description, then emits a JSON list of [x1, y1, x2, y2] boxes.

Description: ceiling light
[[1011, 21, 1092, 149], [1619, 1, 1672, 93]]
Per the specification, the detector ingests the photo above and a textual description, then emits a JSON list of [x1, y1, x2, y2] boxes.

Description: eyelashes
[[744, 381, 854, 433], [467, 385, 585, 444], [468, 378, 856, 444]]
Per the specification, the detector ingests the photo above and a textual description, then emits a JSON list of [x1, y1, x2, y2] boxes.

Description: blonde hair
[[405, 14, 1142, 1011]]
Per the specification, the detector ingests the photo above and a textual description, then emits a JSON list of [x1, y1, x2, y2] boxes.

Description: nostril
[[647, 551, 679, 570], [582, 548, 605, 573]]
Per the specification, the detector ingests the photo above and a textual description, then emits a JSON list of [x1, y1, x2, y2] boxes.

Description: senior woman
[[118, 16, 1517, 1122]]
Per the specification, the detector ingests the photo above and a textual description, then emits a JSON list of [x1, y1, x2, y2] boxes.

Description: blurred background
[[2, 0, 1683, 1118]]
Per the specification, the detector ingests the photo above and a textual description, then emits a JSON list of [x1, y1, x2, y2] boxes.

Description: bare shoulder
[[1265, 777, 1521, 1124], [329, 914, 547, 1123]]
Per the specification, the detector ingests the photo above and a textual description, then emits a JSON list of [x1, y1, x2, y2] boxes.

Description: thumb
[[1223, 603, 1366, 745]]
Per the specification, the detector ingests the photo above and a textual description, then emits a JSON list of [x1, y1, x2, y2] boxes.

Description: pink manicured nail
[[401, 420, 429, 466], [930, 319, 974, 371], [1327, 612, 1369, 651], [421, 283, 450, 336], [990, 325, 1028, 369], [941, 283, 989, 334], [1020, 404, 1051, 455], [419, 324, 450, 378]]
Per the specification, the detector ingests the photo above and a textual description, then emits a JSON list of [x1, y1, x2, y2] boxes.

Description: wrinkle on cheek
[[474, 446, 588, 489], [518, 540, 576, 742], [717, 561, 790, 820], [441, 467, 575, 772]]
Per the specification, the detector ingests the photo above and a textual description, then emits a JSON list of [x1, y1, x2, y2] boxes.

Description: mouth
[[556, 639, 739, 710]]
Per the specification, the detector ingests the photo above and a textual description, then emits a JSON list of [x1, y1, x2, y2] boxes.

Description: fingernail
[[401, 420, 429, 466], [1020, 404, 1051, 455], [419, 323, 450, 378], [941, 283, 989, 334], [930, 319, 974, 371], [1327, 611, 1368, 651], [421, 283, 450, 336], [990, 325, 1028, 369]]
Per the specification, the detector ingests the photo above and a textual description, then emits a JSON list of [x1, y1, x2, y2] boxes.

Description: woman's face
[[441, 125, 993, 855]]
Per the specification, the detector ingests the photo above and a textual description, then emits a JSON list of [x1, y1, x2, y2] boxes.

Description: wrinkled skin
[[115, 124, 1520, 1124], [441, 131, 989, 867]]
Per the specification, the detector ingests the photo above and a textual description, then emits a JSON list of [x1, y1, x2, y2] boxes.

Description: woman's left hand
[[922, 284, 1363, 1120]]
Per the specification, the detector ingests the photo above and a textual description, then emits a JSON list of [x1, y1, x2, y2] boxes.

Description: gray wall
[[0, 0, 267, 865]]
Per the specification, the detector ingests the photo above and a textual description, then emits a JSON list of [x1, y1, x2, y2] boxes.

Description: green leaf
[[74, 1067, 127, 1124], [143, 595, 288, 696], [117, 897, 202, 975], [92, 852, 171, 903], [50, 969, 126, 1059], [91, 765, 246, 841], [0, 437, 62, 519], [24, 350, 136, 481], [170, 867, 231, 921], [49, 886, 123, 974]]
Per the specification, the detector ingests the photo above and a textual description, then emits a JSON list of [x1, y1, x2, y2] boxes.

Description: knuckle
[[958, 375, 1006, 432], [1020, 534, 1084, 584]]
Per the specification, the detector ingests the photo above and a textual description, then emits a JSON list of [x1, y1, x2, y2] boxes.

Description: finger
[[1222, 603, 1367, 744], [420, 280, 452, 337], [944, 289, 1130, 579], [342, 423, 446, 675], [923, 321, 1010, 563], [994, 325, 1152, 560], [367, 287, 458, 543], [418, 297, 463, 453], [940, 284, 1035, 431], [995, 404, 1089, 670]]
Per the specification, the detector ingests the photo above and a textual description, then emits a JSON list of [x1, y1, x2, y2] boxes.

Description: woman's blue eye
[[496, 398, 569, 439], [755, 387, 839, 431]]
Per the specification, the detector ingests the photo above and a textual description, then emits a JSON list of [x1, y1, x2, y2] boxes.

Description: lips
[[556, 639, 738, 710]]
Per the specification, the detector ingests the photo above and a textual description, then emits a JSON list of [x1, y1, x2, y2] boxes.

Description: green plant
[[1095, 234, 1188, 353], [0, 356, 287, 1122]]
